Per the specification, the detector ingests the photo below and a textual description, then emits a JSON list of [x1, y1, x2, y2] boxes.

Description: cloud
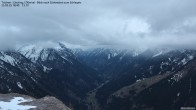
[[0, 0, 196, 49]]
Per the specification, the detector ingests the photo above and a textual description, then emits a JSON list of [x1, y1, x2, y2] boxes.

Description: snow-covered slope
[[0, 51, 18, 66], [18, 44, 43, 63], [18, 43, 76, 63], [0, 43, 102, 110]]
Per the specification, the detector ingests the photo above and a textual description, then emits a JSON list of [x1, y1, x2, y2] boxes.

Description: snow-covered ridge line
[[17, 42, 75, 63]]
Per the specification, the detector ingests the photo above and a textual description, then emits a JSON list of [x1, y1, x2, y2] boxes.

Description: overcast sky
[[0, 0, 196, 49]]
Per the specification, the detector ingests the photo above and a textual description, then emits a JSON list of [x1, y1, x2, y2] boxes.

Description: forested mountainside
[[1, 43, 196, 110]]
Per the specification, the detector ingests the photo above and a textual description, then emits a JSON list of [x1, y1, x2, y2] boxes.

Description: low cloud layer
[[0, 0, 196, 49]]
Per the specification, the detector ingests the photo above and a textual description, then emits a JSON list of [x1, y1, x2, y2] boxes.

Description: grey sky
[[0, 0, 196, 49]]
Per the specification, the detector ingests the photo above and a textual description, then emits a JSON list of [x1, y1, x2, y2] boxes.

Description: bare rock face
[[0, 93, 71, 110], [25, 96, 72, 110]]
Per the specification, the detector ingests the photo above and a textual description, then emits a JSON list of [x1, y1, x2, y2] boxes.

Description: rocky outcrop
[[0, 93, 71, 110]]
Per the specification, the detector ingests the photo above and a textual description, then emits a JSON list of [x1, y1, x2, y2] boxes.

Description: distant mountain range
[[0, 43, 196, 110]]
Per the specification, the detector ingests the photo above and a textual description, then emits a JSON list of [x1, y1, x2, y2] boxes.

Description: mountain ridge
[[1, 43, 196, 110]]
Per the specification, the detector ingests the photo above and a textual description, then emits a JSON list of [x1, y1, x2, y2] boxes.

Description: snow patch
[[108, 54, 110, 60], [113, 53, 117, 57], [136, 78, 146, 82], [181, 58, 187, 65], [171, 72, 183, 82], [60, 56, 73, 64], [136, 79, 142, 82], [17, 82, 23, 89], [43, 66, 52, 72], [178, 55, 194, 66], [0, 97, 36, 110], [188, 55, 194, 60], [153, 51, 163, 57], [177, 92, 180, 97]]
